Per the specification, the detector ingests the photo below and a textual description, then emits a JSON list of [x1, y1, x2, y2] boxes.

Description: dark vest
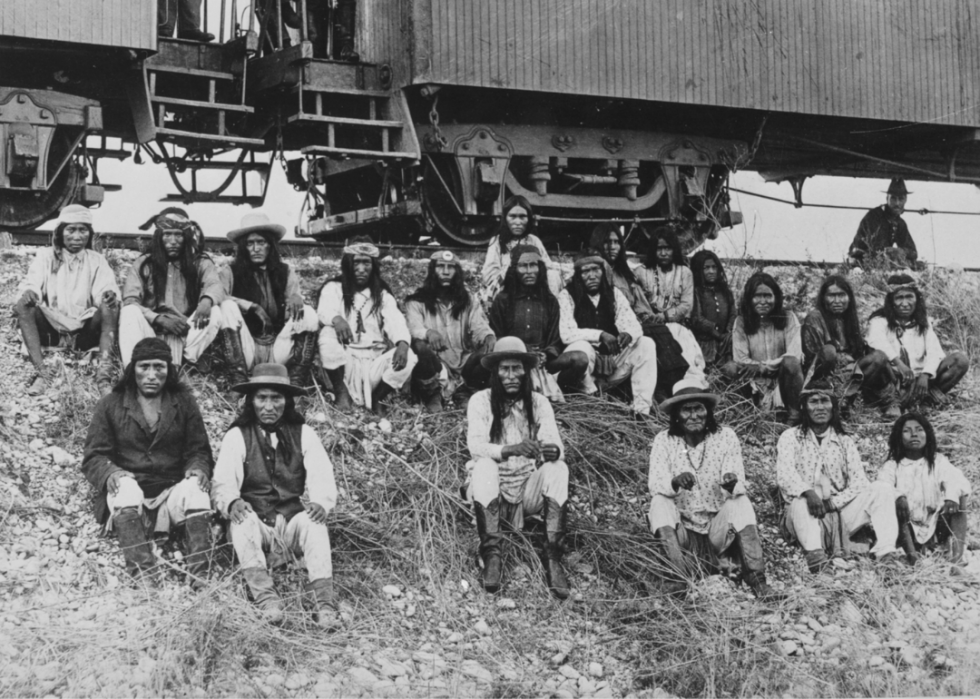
[[233, 266, 287, 338], [240, 423, 306, 525], [573, 292, 619, 336]]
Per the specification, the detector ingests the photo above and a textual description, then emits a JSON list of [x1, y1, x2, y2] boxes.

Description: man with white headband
[[14, 204, 120, 395], [404, 249, 495, 412], [317, 236, 416, 413]]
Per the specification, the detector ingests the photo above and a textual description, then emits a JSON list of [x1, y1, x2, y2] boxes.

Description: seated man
[[212, 363, 341, 627], [488, 245, 589, 400], [81, 338, 213, 584], [776, 382, 902, 572], [865, 274, 970, 416], [316, 238, 417, 413], [218, 213, 320, 389], [466, 337, 570, 599], [878, 412, 971, 573], [849, 178, 917, 268], [14, 205, 120, 395], [404, 249, 495, 412], [119, 209, 225, 369], [558, 252, 658, 415], [648, 379, 780, 600]]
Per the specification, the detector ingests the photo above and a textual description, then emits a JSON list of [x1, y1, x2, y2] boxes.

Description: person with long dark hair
[[316, 237, 416, 413], [688, 250, 736, 365], [404, 249, 495, 412], [212, 363, 342, 627], [81, 338, 213, 585], [635, 226, 694, 323], [877, 412, 971, 572], [465, 337, 570, 599], [119, 208, 225, 370], [775, 382, 902, 572], [480, 196, 561, 305], [722, 272, 805, 423], [647, 379, 780, 600], [14, 204, 121, 395], [218, 213, 320, 390], [865, 274, 970, 416]]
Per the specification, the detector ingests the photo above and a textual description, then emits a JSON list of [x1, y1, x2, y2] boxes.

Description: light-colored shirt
[[877, 454, 971, 542], [20, 248, 119, 320], [316, 282, 411, 348], [647, 426, 747, 533], [775, 427, 869, 511], [211, 424, 338, 517], [865, 316, 946, 377], [557, 287, 643, 346], [635, 264, 694, 321], [466, 388, 564, 504], [608, 269, 656, 324], [481, 233, 553, 288], [732, 312, 802, 367], [404, 294, 493, 373], [122, 254, 224, 324]]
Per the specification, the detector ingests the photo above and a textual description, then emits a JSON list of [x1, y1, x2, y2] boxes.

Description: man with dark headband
[[82, 338, 214, 585], [317, 237, 416, 413], [120, 208, 225, 369], [14, 205, 120, 395], [404, 249, 495, 412]]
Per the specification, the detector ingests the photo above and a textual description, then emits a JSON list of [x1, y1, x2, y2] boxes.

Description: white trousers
[[230, 510, 333, 580], [470, 458, 569, 510], [318, 331, 417, 408], [119, 304, 223, 368], [565, 336, 659, 414], [108, 476, 211, 533], [219, 300, 319, 368], [648, 493, 757, 553], [785, 481, 899, 557], [667, 322, 707, 383]]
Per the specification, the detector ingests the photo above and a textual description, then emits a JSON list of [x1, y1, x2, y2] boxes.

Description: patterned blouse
[[775, 426, 869, 511]]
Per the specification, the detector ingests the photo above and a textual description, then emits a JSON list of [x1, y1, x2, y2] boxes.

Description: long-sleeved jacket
[[775, 426, 869, 511], [122, 255, 224, 324], [489, 291, 563, 360], [849, 205, 917, 263], [82, 388, 214, 523], [404, 293, 493, 372], [219, 263, 305, 336]]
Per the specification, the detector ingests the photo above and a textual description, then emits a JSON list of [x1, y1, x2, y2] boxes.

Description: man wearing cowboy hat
[[849, 178, 918, 267], [81, 337, 214, 584], [14, 204, 121, 395], [648, 379, 780, 599], [404, 249, 495, 412], [557, 251, 659, 414], [776, 380, 903, 572], [120, 208, 225, 370], [316, 236, 416, 413], [218, 212, 320, 390], [465, 337, 571, 599], [211, 363, 341, 628]]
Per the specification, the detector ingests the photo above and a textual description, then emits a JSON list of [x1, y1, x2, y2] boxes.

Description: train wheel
[[421, 155, 497, 247], [0, 161, 81, 230]]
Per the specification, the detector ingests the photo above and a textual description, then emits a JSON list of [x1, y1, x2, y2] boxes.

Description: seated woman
[[688, 250, 735, 366], [722, 272, 804, 423], [877, 412, 971, 573]]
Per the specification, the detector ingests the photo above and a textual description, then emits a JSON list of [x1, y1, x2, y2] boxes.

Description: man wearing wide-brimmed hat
[[648, 379, 781, 600], [211, 363, 341, 628], [217, 212, 320, 390], [776, 380, 903, 572], [849, 178, 918, 267], [14, 204, 121, 395], [465, 337, 571, 599]]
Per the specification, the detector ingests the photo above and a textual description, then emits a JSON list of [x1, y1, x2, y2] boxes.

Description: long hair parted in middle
[[589, 223, 638, 285], [495, 195, 537, 253], [500, 244, 551, 301], [666, 398, 720, 437], [797, 391, 846, 437], [230, 390, 306, 430], [325, 236, 394, 318], [644, 226, 687, 270], [740, 272, 789, 335], [887, 411, 937, 471], [405, 258, 471, 319], [870, 286, 929, 334], [137, 227, 201, 309], [231, 230, 290, 319], [690, 249, 734, 298], [113, 357, 184, 395], [566, 252, 617, 330], [815, 275, 864, 354], [488, 359, 537, 444]]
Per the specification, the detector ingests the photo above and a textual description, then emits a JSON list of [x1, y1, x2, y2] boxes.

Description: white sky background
[[81, 156, 980, 268]]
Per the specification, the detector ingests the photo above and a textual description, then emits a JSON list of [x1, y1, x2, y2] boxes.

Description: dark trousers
[[158, 0, 202, 37], [410, 340, 490, 395]]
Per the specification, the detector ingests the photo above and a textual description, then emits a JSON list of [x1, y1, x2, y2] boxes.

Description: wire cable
[[728, 186, 980, 216]]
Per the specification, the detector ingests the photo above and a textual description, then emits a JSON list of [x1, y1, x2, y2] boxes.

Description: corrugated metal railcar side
[[404, 0, 980, 128], [0, 0, 157, 51]]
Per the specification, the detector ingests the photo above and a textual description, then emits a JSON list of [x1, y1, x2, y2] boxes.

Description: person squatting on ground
[[864, 274, 970, 416], [723, 272, 805, 423], [218, 213, 320, 390], [14, 204, 120, 396], [81, 338, 214, 585], [646, 379, 781, 600], [465, 337, 570, 599], [404, 249, 495, 413], [849, 178, 918, 268], [488, 245, 589, 401], [877, 412, 971, 573], [558, 252, 658, 415], [211, 363, 342, 627], [688, 249, 736, 367], [775, 382, 902, 573], [317, 238, 417, 413], [120, 209, 225, 370]]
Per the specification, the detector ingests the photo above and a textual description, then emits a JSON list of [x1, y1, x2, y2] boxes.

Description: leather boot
[[182, 510, 213, 588], [898, 522, 920, 565], [474, 499, 503, 593], [804, 549, 830, 574], [287, 332, 317, 392], [946, 511, 968, 569], [14, 299, 46, 373], [220, 329, 249, 387], [737, 525, 785, 601], [242, 567, 284, 623], [371, 381, 396, 415], [307, 578, 342, 630], [326, 368, 354, 411], [655, 526, 690, 596], [113, 507, 157, 582], [95, 301, 119, 396], [416, 374, 444, 414], [542, 497, 570, 600]]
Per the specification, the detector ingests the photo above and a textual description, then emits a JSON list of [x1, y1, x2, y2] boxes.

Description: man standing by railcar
[[849, 178, 918, 266]]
